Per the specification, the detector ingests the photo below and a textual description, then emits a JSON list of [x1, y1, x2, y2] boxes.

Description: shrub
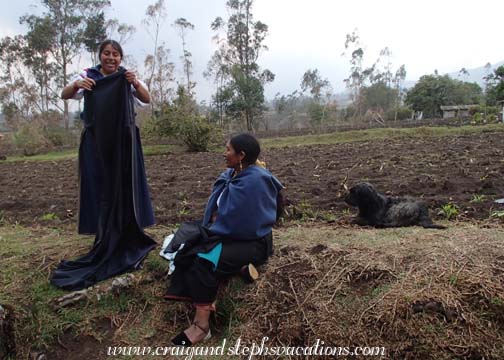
[[42, 126, 78, 147], [140, 114, 164, 143], [471, 112, 498, 125], [386, 107, 413, 121], [308, 102, 324, 128], [486, 114, 498, 123], [150, 103, 220, 152], [485, 106, 499, 115], [472, 112, 484, 124], [146, 85, 221, 152], [468, 105, 482, 116], [12, 122, 50, 156], [341, 105, 356, 120], [178, 115, 216, 152]]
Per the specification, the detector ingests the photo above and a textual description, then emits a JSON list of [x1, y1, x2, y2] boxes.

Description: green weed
[[371, 284, 391, 297], [490, 297, 504, 306], [40, 213, 59, 221], [491, 210, 504, 219], [470, 194, 486, 203], [438, 203, 459, 220], [449, 274, 458, 286]]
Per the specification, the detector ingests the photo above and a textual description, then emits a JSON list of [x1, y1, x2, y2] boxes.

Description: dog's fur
[[344, 182, 445, 229]]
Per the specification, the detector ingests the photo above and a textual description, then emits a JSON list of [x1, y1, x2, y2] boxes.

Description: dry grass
[[234, 222, 504, 359], [1, 222, 504, 359]]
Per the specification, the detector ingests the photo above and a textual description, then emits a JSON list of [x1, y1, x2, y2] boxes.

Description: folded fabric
[[160, 229, 223, 274], [160, 234, 183, 275]]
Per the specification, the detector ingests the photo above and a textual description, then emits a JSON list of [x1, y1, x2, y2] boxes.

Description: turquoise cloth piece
[[197, 242, 222, 270]]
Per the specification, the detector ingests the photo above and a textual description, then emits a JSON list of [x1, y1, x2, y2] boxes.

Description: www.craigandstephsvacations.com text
[[107, 337, 386, 358]]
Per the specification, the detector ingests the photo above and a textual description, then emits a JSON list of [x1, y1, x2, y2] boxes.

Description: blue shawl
[[202, 166, 283, 240]]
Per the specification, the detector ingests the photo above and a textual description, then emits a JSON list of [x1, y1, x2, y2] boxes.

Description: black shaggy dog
[[344, 182, 445, 229]]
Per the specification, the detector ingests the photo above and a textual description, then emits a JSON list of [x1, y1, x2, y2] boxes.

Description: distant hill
[[446, 60, 504, 87], [403, 60, 504, 90]]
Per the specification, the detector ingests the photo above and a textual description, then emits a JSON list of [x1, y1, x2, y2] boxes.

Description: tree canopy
[[405, 74, 482, 117]]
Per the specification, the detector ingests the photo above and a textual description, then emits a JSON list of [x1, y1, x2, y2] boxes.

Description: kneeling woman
[[165, 133, 283, 346]]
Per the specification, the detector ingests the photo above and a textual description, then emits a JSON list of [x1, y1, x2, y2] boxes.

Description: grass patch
[[6, 149, 78, 162], [4, 144, 182, 163], [261, 123, 504, 149], [2, 222, 504, 358], [142, 144, 183, 156], [4, 124, 504, 163], [274, 221, 437, 248]]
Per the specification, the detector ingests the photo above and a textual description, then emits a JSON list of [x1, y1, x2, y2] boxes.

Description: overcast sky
[[1, 0, 503, 102]]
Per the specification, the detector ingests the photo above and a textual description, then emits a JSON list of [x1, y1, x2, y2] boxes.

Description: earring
[[239, 161, 243, 172]]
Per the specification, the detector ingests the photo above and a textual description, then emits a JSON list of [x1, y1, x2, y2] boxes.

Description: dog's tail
[[421, 222, 447, 230]]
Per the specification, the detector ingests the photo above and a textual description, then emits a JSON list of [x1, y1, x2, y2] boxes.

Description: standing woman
[[51, 40, 156, 290]]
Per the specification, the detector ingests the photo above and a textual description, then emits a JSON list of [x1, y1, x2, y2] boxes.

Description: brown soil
[[1, 131, 503, 226]]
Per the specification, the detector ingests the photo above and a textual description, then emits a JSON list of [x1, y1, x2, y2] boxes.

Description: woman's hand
[[75, 77, 96, 91], [125, 70, 151, 104], [61, 76, 95, 99], [125, 70, 140, 88]]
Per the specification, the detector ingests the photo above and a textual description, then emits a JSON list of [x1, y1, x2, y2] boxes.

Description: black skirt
[[165, 233, 273, 305]]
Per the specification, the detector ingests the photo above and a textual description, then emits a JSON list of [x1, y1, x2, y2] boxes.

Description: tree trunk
[[246, 109, 253, 131], [64, 101, 69, 129], [63, 58, 69, 129]]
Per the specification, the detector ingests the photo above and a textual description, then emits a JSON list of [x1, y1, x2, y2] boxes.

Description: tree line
[[1, 1, 503, 153], [272, 29, 504, 130]]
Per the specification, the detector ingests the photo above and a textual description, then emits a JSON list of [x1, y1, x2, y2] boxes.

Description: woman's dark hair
[[229, 133, 261, 165], [98, 39, 123, 59]]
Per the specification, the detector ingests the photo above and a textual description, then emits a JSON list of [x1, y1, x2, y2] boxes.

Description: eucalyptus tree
[[20, 15, 59, 113], [20, 0, 111, 128], [204, 48, 231, 126], [342, 29, 367, 118], [0, 36, 40, 126], [82, 11, 107, 65], [300, 69, 333, 128], [142, 0, 167, 97], [105, 19, 136, 45], [173, 18, 195, 97], [301, 69, 331, 100], [144, 45, 175, 106], [210, 0, 274, 131], [458, 67, 470, 81], [392, 64, 407, 120]]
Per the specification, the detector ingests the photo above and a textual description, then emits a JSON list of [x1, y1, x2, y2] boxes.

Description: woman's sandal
[[171, 322, 211, 346]]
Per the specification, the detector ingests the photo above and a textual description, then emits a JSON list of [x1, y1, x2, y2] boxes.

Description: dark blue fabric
[[51, 69, 156, 290], [78, 65, 155, 234], [202, 166, 283, 240]]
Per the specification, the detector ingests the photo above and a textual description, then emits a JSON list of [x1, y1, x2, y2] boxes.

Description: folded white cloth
[[159, 234, 184, 275]]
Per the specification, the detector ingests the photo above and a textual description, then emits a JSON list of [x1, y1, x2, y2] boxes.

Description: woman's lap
[[165, 232, 273, 305], [216, 234, 272, 276]]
